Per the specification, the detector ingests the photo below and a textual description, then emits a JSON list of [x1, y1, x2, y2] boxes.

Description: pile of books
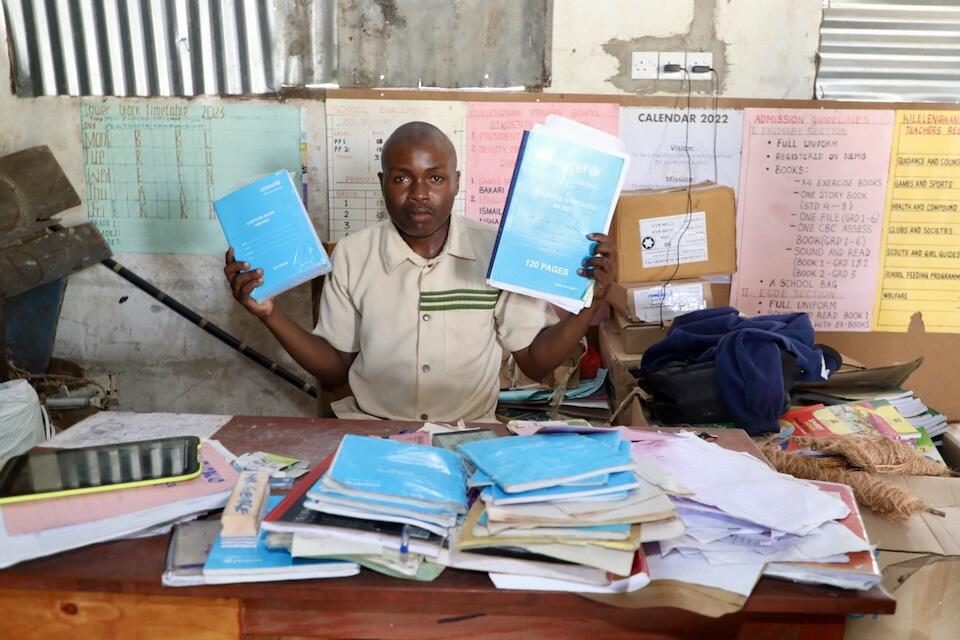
[[260, 434, 467, 580], [784, 390, 947, 463], [447, 430, 682, 592], [165, 496, 360, 587]]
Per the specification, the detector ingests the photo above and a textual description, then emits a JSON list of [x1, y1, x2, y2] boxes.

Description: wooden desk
[[0, 416, 895, 639]]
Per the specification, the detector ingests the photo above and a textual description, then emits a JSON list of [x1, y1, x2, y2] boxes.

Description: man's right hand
[[224, 247, 274, 319]]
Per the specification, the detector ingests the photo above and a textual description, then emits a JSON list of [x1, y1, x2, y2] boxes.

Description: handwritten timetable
[[731, 108, 894, 331], [80, 100, 302, 254], [618, 107, 744, 195], [326, 99, 467, 241], [465, 102, 619, 226], [874, 111, 960, 333]]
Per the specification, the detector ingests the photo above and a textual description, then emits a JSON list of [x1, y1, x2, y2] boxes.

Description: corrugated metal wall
[[817, 0, 960, 103], [2, 0, 336, 97]]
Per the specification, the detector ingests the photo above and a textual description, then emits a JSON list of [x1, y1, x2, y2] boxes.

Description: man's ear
[[453, 170, 461, 191]]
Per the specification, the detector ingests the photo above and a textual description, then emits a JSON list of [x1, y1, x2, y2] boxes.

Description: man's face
[[379, 138, 460, 239]]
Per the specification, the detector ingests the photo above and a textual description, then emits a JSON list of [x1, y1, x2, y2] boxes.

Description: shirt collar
[[380, 213, 477, 272]]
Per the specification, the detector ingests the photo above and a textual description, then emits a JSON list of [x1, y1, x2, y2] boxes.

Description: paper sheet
[[619, 107, 744, 195], [465, 102, 619, 226], [873, 110, 960, 332], [81, 100, 303, 254], [325, 99, 467, 240], [631, 433, 848, 535], [730, 108, 895, 330], [47, 412, 231, 448], [646, 546, 763, 596]]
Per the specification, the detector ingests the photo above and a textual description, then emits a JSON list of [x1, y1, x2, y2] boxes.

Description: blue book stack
[[202, 496, 359, 584], [293, 435, 469, 560], [213, 171, 331, 302], [487, 116, 630, 313]]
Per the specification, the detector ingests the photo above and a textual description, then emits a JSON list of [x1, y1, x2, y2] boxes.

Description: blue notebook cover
[[457, 433, 634, 493], [483, 470, 639, 506], [213, 171, 331, 302], [203, 496, 356, 575], [324, 435, 468, 513], [307, 481, 456, 518], [487, 129, 627, 304]]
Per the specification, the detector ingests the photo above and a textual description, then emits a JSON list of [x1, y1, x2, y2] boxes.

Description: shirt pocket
[[443, 308, 496, 379]]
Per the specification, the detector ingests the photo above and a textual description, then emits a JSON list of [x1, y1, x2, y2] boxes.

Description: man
[[225, 121, 617, 422]]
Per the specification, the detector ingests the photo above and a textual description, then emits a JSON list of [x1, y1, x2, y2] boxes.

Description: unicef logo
[[641, 236, 656, 249]]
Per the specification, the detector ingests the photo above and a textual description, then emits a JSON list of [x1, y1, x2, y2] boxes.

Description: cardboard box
[[609, 279, 714, 324], [599, 319, 645, 417], [611, 182, 737, 283], [612, 312, 669, 355]]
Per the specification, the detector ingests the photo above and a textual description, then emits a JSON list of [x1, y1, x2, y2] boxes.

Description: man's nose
[[410, 179, 430, 201]]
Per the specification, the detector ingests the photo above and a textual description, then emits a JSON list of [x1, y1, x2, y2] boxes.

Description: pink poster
[[730, 109, 894, 331], [465, 102, 620, 226]]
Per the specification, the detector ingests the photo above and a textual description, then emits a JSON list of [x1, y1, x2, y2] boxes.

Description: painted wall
[[1, 0, 825, 416], [550, 0, 823, 99]]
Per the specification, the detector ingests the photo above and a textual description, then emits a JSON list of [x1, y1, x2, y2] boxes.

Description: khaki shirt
[[313, 214, 558, 422]]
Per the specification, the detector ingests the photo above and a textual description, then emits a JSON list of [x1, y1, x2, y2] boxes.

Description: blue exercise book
[[487, 120, 629, 313], [213, 170, 331, 302], [307, 480, 457, 522], [458, 433, 634, 494], [481, 470, 639, 506], [203, 496, 358, 582], [323, 435, 468, 514]]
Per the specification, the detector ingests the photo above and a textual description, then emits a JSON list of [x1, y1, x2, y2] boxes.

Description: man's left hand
[[578, 233, 618, 302]]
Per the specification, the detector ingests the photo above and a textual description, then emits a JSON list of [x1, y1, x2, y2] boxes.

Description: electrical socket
[[687, 52, 714, 80], [658, 51, 686, 80], [631, 51, 659, 80]]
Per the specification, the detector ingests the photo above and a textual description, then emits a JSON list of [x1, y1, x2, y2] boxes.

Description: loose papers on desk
[[632, 431, 879, 591], [0, 440, 237, 568], [486, 116, 630, 313]]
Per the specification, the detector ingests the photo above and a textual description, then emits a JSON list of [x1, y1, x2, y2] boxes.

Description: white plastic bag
[[0, 379, 47, 464]]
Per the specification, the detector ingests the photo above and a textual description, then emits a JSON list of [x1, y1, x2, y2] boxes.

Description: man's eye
[[430, 176, 444, 183], [393, 176, 408, 183]]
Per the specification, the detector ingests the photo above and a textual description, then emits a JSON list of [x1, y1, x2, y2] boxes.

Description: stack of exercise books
[[0, 440, 238, 569], [448, 430, 683, 592], [163, 497, 360, 586], [785, 388, 947, 464], [486, 115, 630, 314], [261, 434, 467, 580]]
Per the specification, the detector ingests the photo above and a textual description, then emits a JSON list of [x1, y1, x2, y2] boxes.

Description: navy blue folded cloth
[[639, 307, 838, 433]]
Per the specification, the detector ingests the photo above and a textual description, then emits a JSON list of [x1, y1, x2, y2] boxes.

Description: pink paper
[[387, 432, 432, 446], [3, 442, 238, 535], [730, 109, 895, 331], [465, 102, 620, 226]]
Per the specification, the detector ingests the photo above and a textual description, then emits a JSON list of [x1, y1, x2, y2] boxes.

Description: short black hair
[[380, 122, 457, 173]]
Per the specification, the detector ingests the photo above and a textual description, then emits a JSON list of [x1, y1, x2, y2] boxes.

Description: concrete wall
[[1, 0, 825, 416], [550, 0, 823, 99]]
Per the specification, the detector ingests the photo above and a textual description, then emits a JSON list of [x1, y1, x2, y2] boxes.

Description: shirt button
[[422, 313, 431, 321], [422, 364, 431, 373], [420, 413, 428, 420]]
